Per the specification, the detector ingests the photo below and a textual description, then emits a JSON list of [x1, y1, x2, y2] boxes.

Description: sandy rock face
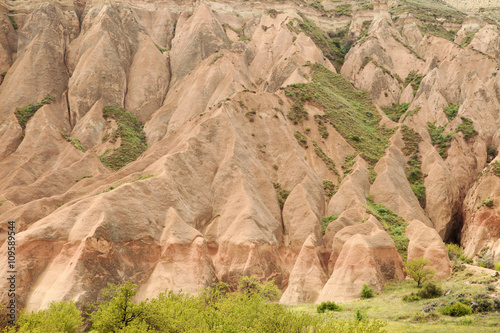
[[406, 220, 452, 280], [317, 217, 405, 303], [0, 0, 499, 312]]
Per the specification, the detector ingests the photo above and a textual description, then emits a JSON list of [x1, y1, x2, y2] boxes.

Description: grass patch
[[99, 105, 147, 171], [460, 31, 476, 47], [8, 16, 18, 30], [383, 103, 410, 123], [401, 126, 425, 208], [405, 70, 425, 96], [342, 153, 357, 175], [323, 179, 336, 198], [334, 4, 352, 17], [284, 64, 393, 167], [291, 16, 350, 71], [443, 103, 459, 121], [14, 94, 55, 138], [61, 133, 86, 152], [294, 130, 308, 148], [273, 182, 291, 210], [321, 214, 339, 235], [418, 23, 456, 41], [427, 122, 454, 159], [313, 140, 339, 177], [314, 115, 329, 138], [97, 174, 158, 195], [493, 161, 500, 177], [75, 174, 93, 183], [366, 197, 408, 260], [390, 0, 466, 25], [456, 117, 478, 142]]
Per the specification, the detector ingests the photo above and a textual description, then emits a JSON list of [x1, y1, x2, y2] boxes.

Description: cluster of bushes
[[402, 282, 442, 302], [2, 277, 387, 333]]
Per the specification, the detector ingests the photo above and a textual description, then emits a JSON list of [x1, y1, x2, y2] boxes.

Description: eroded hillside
[[0, 0, 499, 311]]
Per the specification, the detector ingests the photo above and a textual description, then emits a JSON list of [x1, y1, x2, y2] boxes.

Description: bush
[[361, 284, 374, 298], [317, 301, 342, 313], [495, 262, 500, 271], [476, 247, 494, 269], [404, 257, 436, 287], [440, 302, 472, 317], [16, 301, 82, 333], [472, 293, 493, 312], [402, 293, 421, 302], [446, 243, 463, 261], [417, 282, 442, 299]]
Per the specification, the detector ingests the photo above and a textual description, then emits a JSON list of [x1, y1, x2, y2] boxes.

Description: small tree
[[90, 281, 145, 332], [404, 257, 435, 287], [361, 284, 374, 298]]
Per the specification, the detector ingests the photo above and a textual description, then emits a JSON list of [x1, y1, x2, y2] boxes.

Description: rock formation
[[0, 0, 498, 311]]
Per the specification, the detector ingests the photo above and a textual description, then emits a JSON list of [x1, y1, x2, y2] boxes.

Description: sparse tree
[[404, 257, 435, 287]]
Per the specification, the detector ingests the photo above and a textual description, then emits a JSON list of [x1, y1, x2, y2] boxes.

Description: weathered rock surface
[[0, 0, 499, 312]]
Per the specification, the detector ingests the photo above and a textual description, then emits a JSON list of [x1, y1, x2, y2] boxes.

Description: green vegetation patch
[[323, 179, 336, 198], [313, 140, 339, 177], [321, 214, 339, 235], [8, 16, 18, 30], [285, 64, 393, 168], [382, 103, 410, 123], [366, 197, 409, 260], [457, 117, 478, 141], [273, 182, 291, 210], [342, 153, 357, 175], [334, 4, 352, 17], [390, 0, 466, 25], [14, 94, 55, 138], [97, 174, 158, 195], [290, 16, 350, 71], [461, 31, 477, 47], [418, 23, 456, 41], [401, 126, 426, 208], [443, 103, 459, 121], [427, 122, 454, 159], [99, 105, 148, 171], [61, 133, 86, 152], [294, 130, 308, 148], [493, 161, 500, 177], [405, 70, 425, 95], [314, 115, 329, 138]]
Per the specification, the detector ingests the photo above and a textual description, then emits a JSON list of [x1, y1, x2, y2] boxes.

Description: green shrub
[[440, 302, 472, 317], [321, 214, 338, 235], [323, 180, 336, 198], [477, 197, 494, 209], [273, 182, 291, 210], [402, 293, 421, 302], [446, 243, 464, 261], [427, 121, 454, 159], [473, 293, 493, 312], [405, 70, 425, 95], [456, 117, 478, 141], [495, 262, 500, 271], [417, 282, 442, 299], [294, 130, 308, 148], [443, 103, 459, 121], [317, 301, 342, 313], [8, 16, 17, 30], [476, 247, 494, 269], [382, 103, 409, 122], [361, 284, 374, 298], [16, 301, 82, 333]]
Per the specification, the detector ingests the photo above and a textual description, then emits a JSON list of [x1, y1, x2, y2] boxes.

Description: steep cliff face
[[0, 0, 498, 310]]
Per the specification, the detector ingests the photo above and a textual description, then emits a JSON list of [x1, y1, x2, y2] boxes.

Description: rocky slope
[[0, 0, 498, 311]]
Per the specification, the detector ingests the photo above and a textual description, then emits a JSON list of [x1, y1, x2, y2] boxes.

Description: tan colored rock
[[280, 235, 327, 305], [317, 217, 404, 303], [406, 219, 452, 280]]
